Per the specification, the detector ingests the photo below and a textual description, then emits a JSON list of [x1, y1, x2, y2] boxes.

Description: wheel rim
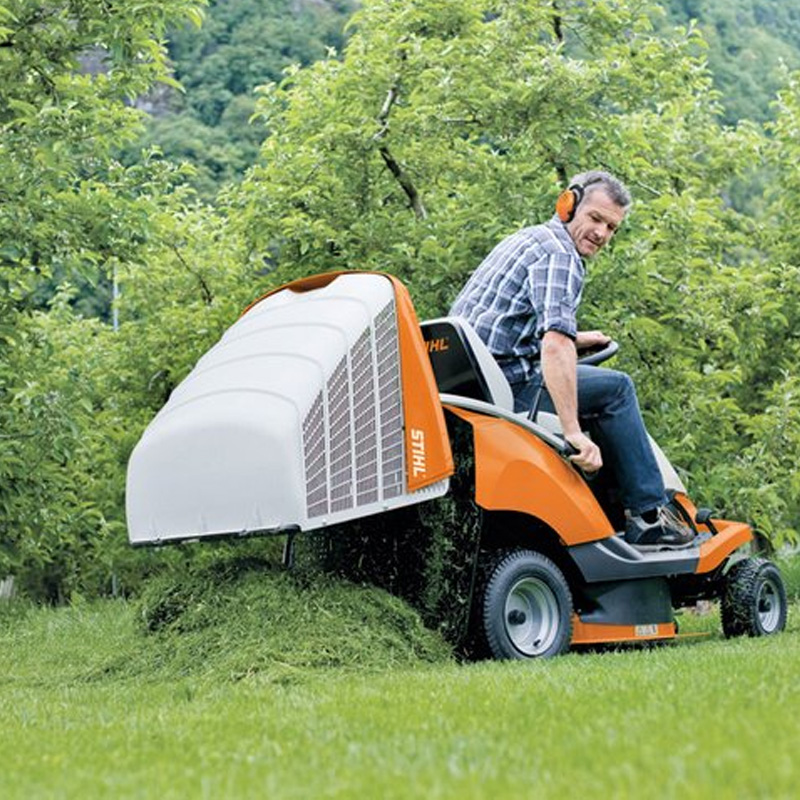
[[504, 577, 560, 656], [756, 576, 782, 633]]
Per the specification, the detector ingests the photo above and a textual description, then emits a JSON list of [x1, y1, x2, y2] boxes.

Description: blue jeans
[[513, 365, 667, 516]]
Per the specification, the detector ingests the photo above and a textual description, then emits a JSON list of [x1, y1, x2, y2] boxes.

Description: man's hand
[[575, 330, 611, 351], [564, 431, 602, 473]]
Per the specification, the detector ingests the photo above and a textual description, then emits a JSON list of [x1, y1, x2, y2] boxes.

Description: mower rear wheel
[[721, 557, 787, 638], [483, 550, 573, 659]]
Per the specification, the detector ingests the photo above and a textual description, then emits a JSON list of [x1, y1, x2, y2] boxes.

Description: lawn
[[1, 582, 798, 800]]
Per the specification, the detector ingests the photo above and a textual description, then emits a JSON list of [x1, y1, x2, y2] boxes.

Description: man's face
[[566, 188, 627, 258]]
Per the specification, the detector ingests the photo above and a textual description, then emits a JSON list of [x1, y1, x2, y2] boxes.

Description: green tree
[[235, 0, 799, 540], [721, 71, 800, 540], [0, 0, 207, 598], [7, 0, 800, 603]]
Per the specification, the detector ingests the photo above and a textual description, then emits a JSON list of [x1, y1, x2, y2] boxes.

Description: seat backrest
[[420, 317, 515, 412]]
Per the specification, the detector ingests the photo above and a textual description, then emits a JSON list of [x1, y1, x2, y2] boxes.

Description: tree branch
[[552, 2, 564, 42], [375, 83, 399, 138], [170, 244, 214, 305], [373, 78, 427, 220], [378, 146, 427, 221]]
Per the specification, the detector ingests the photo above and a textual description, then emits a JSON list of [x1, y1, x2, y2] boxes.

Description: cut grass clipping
[[134, 555, 452, 680]]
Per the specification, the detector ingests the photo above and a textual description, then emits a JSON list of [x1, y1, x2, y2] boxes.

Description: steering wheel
[[577, 339, 619, 367]]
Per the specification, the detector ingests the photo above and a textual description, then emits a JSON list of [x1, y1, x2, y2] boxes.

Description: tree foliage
[[0, 0, 209, 598], [5, 0, 800, 603], [130, 0, 800, 199], [237, 0, 800, 541]]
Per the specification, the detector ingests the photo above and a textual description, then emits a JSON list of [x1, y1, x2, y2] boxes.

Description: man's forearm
[[541, 332, 580, 437], [540, 330, 603, 472]]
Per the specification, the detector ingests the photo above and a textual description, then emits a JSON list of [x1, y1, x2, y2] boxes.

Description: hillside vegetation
[[127, 0, 358, 197], [663, 0, 800, 124]]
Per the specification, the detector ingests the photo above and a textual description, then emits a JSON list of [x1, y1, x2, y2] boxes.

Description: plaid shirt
[[449, 215, 585, 386]]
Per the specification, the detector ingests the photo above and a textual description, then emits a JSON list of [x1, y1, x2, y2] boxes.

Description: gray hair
[[569, 170, 632, 210]]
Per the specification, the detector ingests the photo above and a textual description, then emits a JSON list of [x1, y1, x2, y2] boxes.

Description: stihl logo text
[[410, 428, 427, 477], [425, 337, 450, 353]]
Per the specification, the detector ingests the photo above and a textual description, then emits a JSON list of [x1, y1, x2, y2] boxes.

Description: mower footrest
[[695, 521, 753, 573]]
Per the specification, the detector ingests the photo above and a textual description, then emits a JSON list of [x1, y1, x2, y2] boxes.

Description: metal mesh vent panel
[[351, 328, 379, 506], [302, 290, 409, 521], [375, 301, 404, 499], [327, 356, 354, 513], [302, 391, 328, 518]]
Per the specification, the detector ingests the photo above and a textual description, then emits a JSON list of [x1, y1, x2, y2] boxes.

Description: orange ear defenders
[[555, 183, 585, 223]]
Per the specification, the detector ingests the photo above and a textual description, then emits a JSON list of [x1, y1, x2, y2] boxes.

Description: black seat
[[420, 317, 582, 460], [420, 318, 514, 411]]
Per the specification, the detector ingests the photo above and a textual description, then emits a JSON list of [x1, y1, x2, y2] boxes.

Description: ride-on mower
[[126, 271, 788, 659]]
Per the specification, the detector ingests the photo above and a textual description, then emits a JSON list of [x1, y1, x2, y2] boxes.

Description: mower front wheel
[[721, 557, 787, 638], [483, 550, 573, 660]]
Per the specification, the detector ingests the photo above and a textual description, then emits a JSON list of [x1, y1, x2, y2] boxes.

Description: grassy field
[[1, 562, 799, 800]]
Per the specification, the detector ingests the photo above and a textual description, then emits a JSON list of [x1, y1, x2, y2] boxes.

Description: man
[[449, 170, 693, 549]]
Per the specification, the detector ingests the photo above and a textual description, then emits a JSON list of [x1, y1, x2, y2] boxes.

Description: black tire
[[721, 557, 787, 638], [482, 550, 573, 659]]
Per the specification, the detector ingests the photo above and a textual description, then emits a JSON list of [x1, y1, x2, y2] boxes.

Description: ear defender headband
[[555, 183, 586, 223]]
